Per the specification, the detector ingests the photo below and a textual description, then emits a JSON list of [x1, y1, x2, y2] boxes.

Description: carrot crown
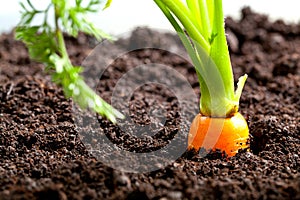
[[154, 0, 247, 117]]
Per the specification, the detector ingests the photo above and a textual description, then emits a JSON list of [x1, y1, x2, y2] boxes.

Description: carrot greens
[[154, 0, 247, 117], [15, 0, 123, 123]]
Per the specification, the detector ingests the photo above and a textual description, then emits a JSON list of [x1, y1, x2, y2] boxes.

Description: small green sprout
[[15, 0, 123, 123]]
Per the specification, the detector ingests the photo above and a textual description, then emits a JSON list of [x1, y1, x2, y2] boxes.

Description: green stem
[[198, 0, 236, 117], [54, 5, 71, 69], [186, 0, 202, 34], [155, 0, 247, 117], [156, 0, 210, 52], [198, 0, 211, 40], [209, 0, 234, 99]]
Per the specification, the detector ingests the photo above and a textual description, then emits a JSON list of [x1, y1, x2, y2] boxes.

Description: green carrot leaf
[[15, 0, 124, 123]]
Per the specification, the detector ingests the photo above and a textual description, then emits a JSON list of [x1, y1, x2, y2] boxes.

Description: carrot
[[188, 112, 249, 157], [154, 0, 250, 157]]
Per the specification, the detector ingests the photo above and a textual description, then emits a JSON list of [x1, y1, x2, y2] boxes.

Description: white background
[[0, 0, 300, 35]]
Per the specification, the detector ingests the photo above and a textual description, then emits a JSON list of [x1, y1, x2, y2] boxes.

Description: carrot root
[[188, 112, 249, 157]]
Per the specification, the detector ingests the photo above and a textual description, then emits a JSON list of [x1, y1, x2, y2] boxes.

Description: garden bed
[[0, 8, 299, 200]]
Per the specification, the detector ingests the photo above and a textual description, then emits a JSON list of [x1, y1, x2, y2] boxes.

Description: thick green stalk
[[209, 0, 234, 102], [199, 0, 236, 117], [155, 0, 247, 117], [159, 0, 210, 52], [186, 0, 202, 33], [198, 0, 211, 40]]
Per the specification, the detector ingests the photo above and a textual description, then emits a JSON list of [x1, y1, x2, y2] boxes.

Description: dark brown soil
[[0, 8, 299, 200]]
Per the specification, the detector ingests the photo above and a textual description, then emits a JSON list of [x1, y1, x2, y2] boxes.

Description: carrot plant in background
[[154, 0, 249, 157], [15, 0, 123, 123]]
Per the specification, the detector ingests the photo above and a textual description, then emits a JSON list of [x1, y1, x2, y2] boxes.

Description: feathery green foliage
[[15, 0, 123, 123]]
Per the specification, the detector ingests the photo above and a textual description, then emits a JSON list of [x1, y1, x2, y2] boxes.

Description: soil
[[0, 7, 299, 200]]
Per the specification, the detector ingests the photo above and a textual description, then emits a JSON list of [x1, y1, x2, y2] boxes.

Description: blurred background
[[0, 0, 300, 35]]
